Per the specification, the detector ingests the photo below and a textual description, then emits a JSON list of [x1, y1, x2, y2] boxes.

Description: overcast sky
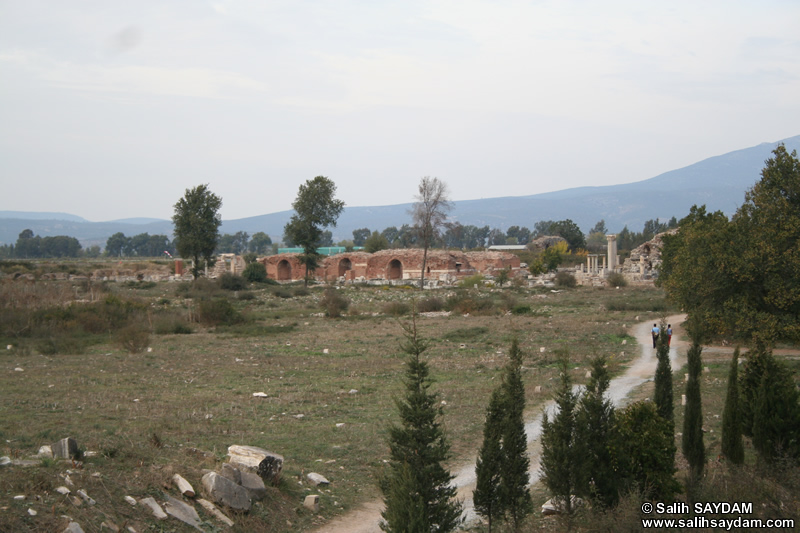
[[2, 1, 798, 222]]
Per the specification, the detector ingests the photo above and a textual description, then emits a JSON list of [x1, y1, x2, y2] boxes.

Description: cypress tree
[[574, 355, 619, 508], [721, 348, 744, 465], [499, 339, 533, 531], [541, 358, 578, 516], [380, 318, 463, 533], [751, 353, 800, 463], [654, 320, 674, 422], [682, 340, 706, 482], [473, 387, 505, 533]]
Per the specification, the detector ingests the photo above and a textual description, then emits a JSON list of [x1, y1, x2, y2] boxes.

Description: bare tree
[[411, 176, 452, 289]]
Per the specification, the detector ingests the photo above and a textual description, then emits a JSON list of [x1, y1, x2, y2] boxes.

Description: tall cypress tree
[[380, 318, 463, 533], [721, 348, 744, 465], [499, 339, 533, 531], [541, 358, 578, 516], [654, 320, 674, 422], [575, 355, 619, 508], [473, 387, 505, 533], [752, 353, 800, 463], [682, 340, 705, 482]]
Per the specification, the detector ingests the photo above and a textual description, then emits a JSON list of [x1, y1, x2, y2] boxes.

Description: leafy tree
[[381, 226, 399, 245], [550, 219, 586, 250], [499, 339, 533, 530], [242, 261, 267, 283], [721, 348, 744, 465], [615, 401, 680, 501], [319, 230, 334, 247], [380, 317, 463, 532], [654, 321, 674, 423], [106, 232, 131, 257], [365, 231, 390, 253], [411, 177, 452, 289], [248, 232, 273, 255], [590, 220, 607, 235], [352, 227, 371, 246], [541, 358, 578, 516], [15, 229, 40, 258], [682, 340, 705, 483], [660, 146, 800, 346], [40, 236, 81, 257], [283, 176, 345, 286], [506, 225, 531, 245], [533, 220, 555, 238], [487, 228, 505, 246], [172, 184, 223, 280], [574, 355, 619, 508]]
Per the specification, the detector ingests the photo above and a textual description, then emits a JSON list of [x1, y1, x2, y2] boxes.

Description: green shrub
[[606, 272, 627, 288], [154, 314, 193, 335], [272, 288, 292, 299], [512, 304, 532, 315], [417, 297, 444, 313], [445, 293, 496, 315], [443, 327, 489, 341], [242, 262, 267, 283], [237, 291, 256, 301], [554, 271, 577, 288], [116, 324, 150, 353], [219, 273, 248, 291], [37, 336, 86, 355], [382, 301, 410, 317], [319, 287, 349, 318], [293, 287, 310, 297], [460, 274, 485, 288], [198, 298, 242, 326]]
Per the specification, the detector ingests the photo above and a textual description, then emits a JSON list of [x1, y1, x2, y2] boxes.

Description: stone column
[[606, 234, 618, 271]]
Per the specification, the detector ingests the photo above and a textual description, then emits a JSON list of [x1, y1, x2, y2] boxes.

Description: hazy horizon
[[3, 1, 799, 222]]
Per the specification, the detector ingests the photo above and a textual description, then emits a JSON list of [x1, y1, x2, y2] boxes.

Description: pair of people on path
[[651, 323, 673, 348]]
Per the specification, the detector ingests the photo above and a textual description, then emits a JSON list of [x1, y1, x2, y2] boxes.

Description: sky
[[1, 1, 799, 222]]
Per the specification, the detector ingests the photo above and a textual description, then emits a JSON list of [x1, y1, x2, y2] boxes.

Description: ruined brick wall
[[259, 249, 521, 283], [321, 252, 372, 281], [260, 254, 306, 281], [464, 251, 520, 273]]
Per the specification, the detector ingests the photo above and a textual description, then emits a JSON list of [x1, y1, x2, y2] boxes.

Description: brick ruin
[[258, 249, 521, 285]]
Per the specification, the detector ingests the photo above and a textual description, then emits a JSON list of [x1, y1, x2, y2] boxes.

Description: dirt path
[[313, 314, 688, 533]]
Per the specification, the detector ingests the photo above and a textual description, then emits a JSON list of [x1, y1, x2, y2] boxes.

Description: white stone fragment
[[197, 498, 234, 527], [124, 496, 137, 506], [56, 486, 71, 495], [252, 392, 268, 398], [76, 490, 96, 506], [172, 474, 196, 498], [28, 508, 37, 516], [307, 472, 330, 486], [140, 497, 167, 520]]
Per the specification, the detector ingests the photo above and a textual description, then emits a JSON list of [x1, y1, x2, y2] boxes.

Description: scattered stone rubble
[[4, 436, 332, 531]]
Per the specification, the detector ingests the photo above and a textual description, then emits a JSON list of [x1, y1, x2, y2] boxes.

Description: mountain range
[[2, 135, 798, 249]]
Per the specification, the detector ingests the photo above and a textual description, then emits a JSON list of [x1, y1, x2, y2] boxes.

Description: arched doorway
[[277, 259, 292, 281], [338, 258, 352, 277], [387, 259, 403, 280]]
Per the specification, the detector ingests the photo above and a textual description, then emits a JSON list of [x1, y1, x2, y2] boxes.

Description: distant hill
[[2, 135, 798, 248]]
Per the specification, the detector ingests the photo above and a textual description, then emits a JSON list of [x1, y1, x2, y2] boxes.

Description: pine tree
[[380, 317, 463, 533], [721, 348, 744, 465], [474, 338, 532, 532], [574, 355, 619, 508], [499, 339, 533, 531], [682, 340, 706, 482], [540, 358, 578, 516], [473, 388, 505, 533], [654, 320, 674, 422]]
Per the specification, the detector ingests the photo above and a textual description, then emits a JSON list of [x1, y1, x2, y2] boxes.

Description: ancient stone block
[[227, 445, 283, 484], [51, 437, 79, 460], [201, 472, 251, 511]]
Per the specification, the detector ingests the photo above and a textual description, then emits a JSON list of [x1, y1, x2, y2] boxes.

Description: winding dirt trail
[[313, 314, 688, 533]]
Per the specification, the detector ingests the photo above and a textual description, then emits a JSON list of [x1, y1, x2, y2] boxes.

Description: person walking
[[667, 324, 673, 346], [651, 323, 660, 348]]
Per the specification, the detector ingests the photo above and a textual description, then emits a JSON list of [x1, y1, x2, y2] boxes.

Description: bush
[[417, 297, 444, 313], [272, 288, 292, 299], [445, 292, 496, 315], [460, 274, 485, 288], [219, 273, 248, 291], [293, 287, 310, 297], [198, 298, 242, 326], [554, 271, 577, 288], [117, 324, 150, 353], [242, 262, 267, 283], [512, 304, 532, 315], [382, 301, 410, 317], [319, 287, 349, 318], [606, 272, 627, 288]]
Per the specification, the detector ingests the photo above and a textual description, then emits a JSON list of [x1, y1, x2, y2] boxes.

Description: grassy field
[[7, 262, 789, 532]]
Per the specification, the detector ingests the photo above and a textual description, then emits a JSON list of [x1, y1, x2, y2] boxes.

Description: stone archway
[[338, 258, 352, 277], [277, 259, 292, 281], [387, 259, 403, 280]]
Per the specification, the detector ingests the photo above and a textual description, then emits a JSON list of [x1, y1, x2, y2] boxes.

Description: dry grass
[[0, 277, 677, 532]]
